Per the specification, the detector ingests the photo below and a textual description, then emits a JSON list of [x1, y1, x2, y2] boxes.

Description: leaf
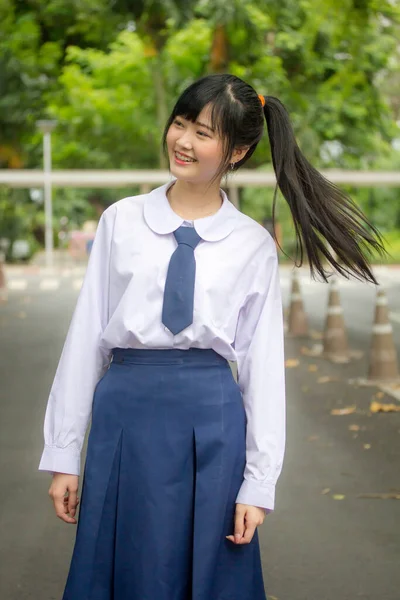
[[310, 329, 323, 340], [300, 344, 323, 357], [333, 494, 345, 500], [348, 424, 360, 431], [285, 359, 299, 368], [370, 401, 400, 413], [308, 364, 318, 372], [321, 488, 331, 495], [318, 376, 337, 384], [363, 443, 371, 450], [331, 405, 357, 416], [307, 435, 320, 442], [357, 493, 400, 500]]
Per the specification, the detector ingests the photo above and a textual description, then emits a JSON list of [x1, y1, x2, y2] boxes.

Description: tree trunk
[[209, 24, 229, 73], [149, 52, 169, 169]]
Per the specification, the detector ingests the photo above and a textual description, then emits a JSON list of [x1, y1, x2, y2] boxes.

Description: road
[[0, 263, 399, 600]]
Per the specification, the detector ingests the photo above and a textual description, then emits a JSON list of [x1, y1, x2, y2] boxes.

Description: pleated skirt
[[62, 347, 267, 600]]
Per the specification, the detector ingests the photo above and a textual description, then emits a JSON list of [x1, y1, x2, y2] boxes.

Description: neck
[[167, 179, 223, 220]]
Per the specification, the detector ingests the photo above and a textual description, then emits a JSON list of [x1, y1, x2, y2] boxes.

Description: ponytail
[[263, 96, 385, 284]]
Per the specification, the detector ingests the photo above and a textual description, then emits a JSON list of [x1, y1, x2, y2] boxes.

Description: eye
[[197, 131, 209, 137], [174, 119, 183, 127]]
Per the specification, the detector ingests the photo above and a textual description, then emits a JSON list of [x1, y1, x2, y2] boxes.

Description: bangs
[[171, 92, 229, 138]]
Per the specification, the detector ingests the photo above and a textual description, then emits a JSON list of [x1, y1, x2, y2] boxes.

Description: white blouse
[[38, 180, 286, 511]]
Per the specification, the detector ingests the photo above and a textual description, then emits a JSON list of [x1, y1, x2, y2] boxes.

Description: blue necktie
[[162, 226, 202, 335]]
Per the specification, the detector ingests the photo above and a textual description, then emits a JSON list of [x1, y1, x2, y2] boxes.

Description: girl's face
[[166, 105, 226, 184]]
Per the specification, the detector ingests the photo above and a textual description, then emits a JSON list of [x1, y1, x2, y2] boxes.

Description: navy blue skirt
[[62, 348, 267, 600]]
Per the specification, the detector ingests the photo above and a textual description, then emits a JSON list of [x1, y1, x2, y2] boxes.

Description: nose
[[176, 129, 194, 149]]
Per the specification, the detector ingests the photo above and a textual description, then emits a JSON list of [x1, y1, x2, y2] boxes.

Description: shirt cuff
[[38, 445, 81, 476], [235, 478, 276, 512]]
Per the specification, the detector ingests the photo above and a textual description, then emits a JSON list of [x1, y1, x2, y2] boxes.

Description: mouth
[[173, 151, 197, 165]]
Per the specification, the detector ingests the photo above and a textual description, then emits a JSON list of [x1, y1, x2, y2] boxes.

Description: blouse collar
[[143, 179, 238, 242]]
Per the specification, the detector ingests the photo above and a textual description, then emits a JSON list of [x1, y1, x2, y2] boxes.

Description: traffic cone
[[287, 270, 308, 337], [0, 251, 7, 304], [322, 277, 350, 363], [368, 288, 399, 382]]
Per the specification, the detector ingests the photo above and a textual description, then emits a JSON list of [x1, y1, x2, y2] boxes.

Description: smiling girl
[[39, 74, 383, 600]]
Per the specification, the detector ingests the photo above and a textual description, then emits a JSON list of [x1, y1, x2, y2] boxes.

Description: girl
[[39, 73, 383, 599]]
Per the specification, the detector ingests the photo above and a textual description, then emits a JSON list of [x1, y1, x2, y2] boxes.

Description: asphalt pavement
[[0, 260, 399, 600]]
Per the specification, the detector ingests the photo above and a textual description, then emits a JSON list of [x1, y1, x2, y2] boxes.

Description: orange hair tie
[[258, 94, 266, 107]]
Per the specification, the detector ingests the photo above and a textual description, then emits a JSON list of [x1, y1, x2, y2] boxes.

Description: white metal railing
[[2, 169, 400, 188]]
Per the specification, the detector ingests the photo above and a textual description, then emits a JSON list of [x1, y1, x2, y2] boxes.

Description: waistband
[[111, 347, 228, 366]]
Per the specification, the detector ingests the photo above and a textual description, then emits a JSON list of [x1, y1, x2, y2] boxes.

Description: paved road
[[0, 264, 399, 599]]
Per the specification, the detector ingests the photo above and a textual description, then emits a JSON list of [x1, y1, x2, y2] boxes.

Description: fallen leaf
[[300, 344, 323, 356], [357, 493, 400, 500], [308, 364, 318, 372], [370, 401, 400, 413], [348, 424, 360, 431], [333, 494, 345, 500], [318, 376, 336, 384], [331, 405, 357, 416], [363, 443, 371, 450], [375, 391, 385, 400], [16, 311, 27, 319], [321, 488, 331, 495], [307, 435, 320, 442], [285, 359, 299, 368], [310, 329, 323, 340]]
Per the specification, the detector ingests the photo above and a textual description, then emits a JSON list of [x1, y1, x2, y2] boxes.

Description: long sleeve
[[234, 237, 286, 511], [38, 205, 117, 476]]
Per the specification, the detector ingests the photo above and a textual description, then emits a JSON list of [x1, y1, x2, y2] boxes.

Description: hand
[[226, 503, 266, 545], [48, 473, 80, 524]]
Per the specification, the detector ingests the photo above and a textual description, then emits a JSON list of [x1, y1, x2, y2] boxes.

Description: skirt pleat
[[62, 348, 267, 600]]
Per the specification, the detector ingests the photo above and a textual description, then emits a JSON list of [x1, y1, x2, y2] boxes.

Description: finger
[[226, 506, 245, 544], [239, 522, 257, 545], [234, 506, 246, 543], [68, 489, 79, 517], [54, 495, 77, 524]]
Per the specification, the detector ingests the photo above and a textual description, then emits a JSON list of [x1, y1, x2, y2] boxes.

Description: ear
[[231, 146, 250, 164]]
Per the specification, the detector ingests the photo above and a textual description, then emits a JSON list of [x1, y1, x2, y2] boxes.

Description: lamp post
[[36, 120, 57, 267]]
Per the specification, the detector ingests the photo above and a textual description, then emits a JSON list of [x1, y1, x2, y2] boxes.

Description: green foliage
[[0, 186, 41, 260], [381, 230, 400, 263], [2, 0, 400, 258]]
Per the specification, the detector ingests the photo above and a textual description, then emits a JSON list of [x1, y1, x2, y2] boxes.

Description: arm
[[234, 236, 286, 512], [38, 205, 117, 476]]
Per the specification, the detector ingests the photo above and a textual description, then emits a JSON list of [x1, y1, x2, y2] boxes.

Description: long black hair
[[162, 73, 385, 283]]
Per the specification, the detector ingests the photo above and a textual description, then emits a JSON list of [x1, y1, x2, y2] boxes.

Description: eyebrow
[[177, 116, 215, 133], [196, 121, 215, 132]]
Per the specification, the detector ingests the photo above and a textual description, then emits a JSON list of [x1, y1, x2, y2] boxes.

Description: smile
[[174, 151, 197, 163]]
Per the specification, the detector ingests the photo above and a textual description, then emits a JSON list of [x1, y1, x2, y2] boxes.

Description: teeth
[[176, 152, 196, 162]]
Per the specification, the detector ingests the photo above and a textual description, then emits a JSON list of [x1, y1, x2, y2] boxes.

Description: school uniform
[[38, 179, 286, 600]]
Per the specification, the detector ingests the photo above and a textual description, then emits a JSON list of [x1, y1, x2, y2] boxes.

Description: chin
[[169, 165, 195, 183]]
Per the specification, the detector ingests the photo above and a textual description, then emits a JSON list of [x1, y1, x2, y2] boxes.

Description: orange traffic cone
[[0, 251, 7, 304], [368, 288, 399, 382], [287, 271, 308, 337], [322, 277, 350, 363]]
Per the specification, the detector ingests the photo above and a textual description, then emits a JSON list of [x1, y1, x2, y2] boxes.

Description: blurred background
[[1, 0, 400, 262], [1, 2, 400, 600]]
